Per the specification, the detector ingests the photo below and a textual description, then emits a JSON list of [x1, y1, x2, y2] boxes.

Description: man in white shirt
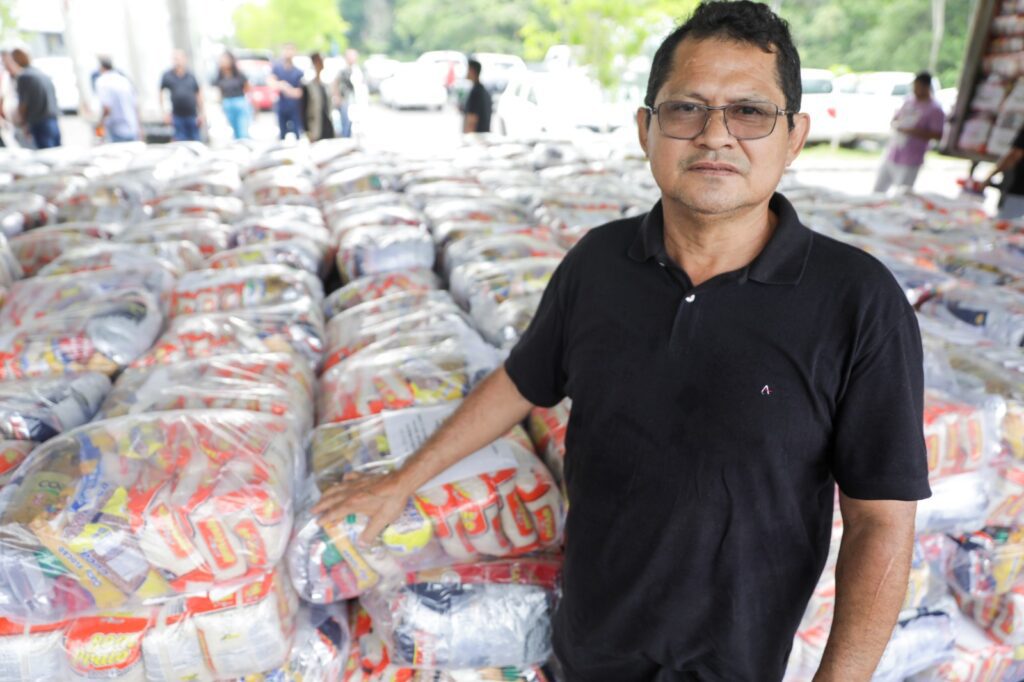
[[95, 56, 140, 143]]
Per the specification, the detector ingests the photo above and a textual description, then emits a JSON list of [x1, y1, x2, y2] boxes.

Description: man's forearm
[[814, 517, 915, 681], [393, 366, 534, 494]]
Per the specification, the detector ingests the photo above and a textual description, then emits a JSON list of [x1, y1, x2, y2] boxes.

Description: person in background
[[872, 71, 945, 195], [213, 51, 251, 140], [160, 49, 204, 142], [268, 43, 304, 140], [302, 52, 334, 143], [461, 58, 491, 134], [94, 56, 140, 143], [333, 48, 361, 138], [9, 48, 61, 149]]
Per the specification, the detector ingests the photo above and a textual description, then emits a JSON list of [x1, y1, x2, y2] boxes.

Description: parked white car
[[472, 53, 527, 95], [800, 68, 846, 144], [363, 54, 400, 94], [379, 63, 448, 110], [494, 71, 632, 138], [416, 50, 467, 90]]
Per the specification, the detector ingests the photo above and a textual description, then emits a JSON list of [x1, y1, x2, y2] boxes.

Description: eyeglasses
[[646, 101, 793, 141]]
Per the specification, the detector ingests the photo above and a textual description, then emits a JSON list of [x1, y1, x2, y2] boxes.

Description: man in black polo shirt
[[314, 2, 930, 680], [160, 50, 204, 142]]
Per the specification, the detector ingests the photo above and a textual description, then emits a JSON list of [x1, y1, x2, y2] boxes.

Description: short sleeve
[[160, 72, 169, 91], [830, 309, 931, 501], [504, 260, 570, 408], [927, 106, 945, 134], [465, 87, 482, 116]]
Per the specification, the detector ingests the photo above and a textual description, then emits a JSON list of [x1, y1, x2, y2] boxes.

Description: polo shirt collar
[[627, 192, 813, 286]]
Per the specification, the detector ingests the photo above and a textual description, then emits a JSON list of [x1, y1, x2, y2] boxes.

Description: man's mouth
[[687, 161, 740, 175]]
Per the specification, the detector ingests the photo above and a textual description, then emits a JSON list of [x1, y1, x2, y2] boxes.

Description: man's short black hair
[[98, 56, 113, 71], [914, 71, 933, 87], [468, 59, 482, 75], [645, 1, 801, 128]]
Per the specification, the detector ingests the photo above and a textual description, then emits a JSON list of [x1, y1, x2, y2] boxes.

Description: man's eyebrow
[[661, 90, 774, 103]]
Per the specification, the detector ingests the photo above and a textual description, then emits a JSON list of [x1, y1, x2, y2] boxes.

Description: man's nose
[[695, 108, 734, 148]]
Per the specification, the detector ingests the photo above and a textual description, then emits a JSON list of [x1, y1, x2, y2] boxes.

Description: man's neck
[[661, 196, 777, 287]]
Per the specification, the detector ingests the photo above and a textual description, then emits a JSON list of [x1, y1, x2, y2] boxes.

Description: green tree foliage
[[390, 0, 532, 57], [520, 0, 697, 87], [779, 0, 977, 91], [234, 0, 350, 53]]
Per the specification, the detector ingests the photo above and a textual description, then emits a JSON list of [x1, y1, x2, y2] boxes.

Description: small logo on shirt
[[761, 385, 772, 396]]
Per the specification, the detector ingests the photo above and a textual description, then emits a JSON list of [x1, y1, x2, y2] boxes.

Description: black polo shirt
[[505, 193, 931, 681]]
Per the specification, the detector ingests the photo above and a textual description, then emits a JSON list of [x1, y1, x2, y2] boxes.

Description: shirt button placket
[[670, 291, 699, 350]]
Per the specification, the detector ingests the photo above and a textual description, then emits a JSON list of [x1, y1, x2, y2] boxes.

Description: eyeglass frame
[[644, 100, 796, 141]]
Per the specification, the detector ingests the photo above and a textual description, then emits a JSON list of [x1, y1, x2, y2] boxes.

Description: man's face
[[282, 45, 295, 62], [638, 37, 809, 218], [914, 81, 931, 100], [173, 50, 187, 70]]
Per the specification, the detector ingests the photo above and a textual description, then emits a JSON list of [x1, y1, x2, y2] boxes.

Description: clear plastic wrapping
[[359, 557, 560, 669], [231, 214, 331, 257], [152, 193, 246, 223], [9, 230, 103, 277], [336, 226, 435, 283], [316, 166, 400, 205], [0, 410, 301, 620], [0, 290, 164, 380], [526, 401, 569, 494], [345, 604, 553, 682], [0, 234, 21, 290], [323, 271, 441, 320], [205, 239, 324, 276], [0, 373, 110, 442], [946, 527, 1024, 598], [256, 603, 350, 682], [326, 205, 423, 237], [0, 269, 175, 329], [448, 258, 557, 311], [133, 300, 325, 370], [0, 567, 297, 681], [924, 389, 1003, 480], [322, 293, 468, 370], [169, 265, 324, 317], [920, 285, 1024, 348], [316, 345, 496, 424], [100, 352, 314, 435], [0, 441, 32, 488], [117, 218, 234, 258], [906, 612, 1020, 682], [442, 233, 565, 279], [37, 241, 204, 278], [290, 404, 564, 602], [0, 191, 56, 237]]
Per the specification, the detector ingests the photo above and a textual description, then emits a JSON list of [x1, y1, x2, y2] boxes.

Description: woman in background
[[213, 52, 250, 140]]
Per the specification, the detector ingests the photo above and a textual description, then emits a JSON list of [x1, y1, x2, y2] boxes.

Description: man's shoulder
[[804, 229, 911, 310], [562, 212, 644, 263]]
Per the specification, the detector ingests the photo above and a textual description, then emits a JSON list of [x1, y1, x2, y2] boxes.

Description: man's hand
[[313, 471, 414, 545], [309, 367, 535, 547]]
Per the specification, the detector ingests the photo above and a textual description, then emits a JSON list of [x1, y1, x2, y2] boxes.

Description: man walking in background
[[160, 49, 204, 142], [302, 53, 335, 142], [462, 58, 491, 134], [8, 48, 61, 149], [95, 56, 140, 143], [873, 71, 945, 195], [269, 43, 305, 140]]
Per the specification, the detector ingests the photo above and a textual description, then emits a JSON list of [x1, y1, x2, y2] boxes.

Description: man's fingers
[[359, 509, 394, 547]]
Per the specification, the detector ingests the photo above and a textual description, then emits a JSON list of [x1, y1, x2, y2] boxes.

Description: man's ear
[[786, 112, 811, 167], [637, 107, 650, 157]]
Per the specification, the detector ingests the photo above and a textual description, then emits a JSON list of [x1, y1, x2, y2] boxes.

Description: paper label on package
[[382, 403, 517, 491]]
